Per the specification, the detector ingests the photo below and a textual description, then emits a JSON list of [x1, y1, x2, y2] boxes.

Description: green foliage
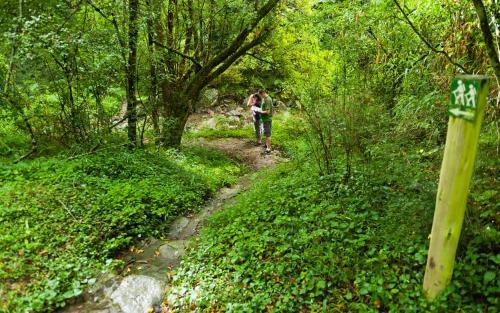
[[166, 138, 498, 312], [0, 0, 498, 311], [0, 145, 242, 312], [0, 121, 29, 156]]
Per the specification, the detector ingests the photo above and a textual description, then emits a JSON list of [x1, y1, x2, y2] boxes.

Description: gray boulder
[[159, 240, 189, 261], [199, 88, 219, 108], [108, 275, 163, 313]]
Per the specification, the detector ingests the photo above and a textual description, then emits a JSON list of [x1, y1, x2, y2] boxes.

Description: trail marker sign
[[448, 76, 488, 121], [423, 75, 489, 300]]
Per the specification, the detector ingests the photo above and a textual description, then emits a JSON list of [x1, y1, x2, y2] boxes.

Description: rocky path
[[60, 138, 284, 313]]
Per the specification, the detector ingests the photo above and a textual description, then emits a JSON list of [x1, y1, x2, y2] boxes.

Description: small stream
[[59, 181, 245, 313], [59, 138, 283, 313]]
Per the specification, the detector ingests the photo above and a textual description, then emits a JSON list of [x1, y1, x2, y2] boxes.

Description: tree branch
[[203, 30, 270, 90], [196, 0, 279, 77], [186, 0, 279, 95], [85, 0, 126, 62], [471, 0, 500, 80], [393, 0, 469, 73], [153, 40, 202, 69], [246, 52, 276, 67], [366, 27, 392, 58]]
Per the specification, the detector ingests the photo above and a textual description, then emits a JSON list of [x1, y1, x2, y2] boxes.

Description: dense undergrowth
[[0, 145, 243, 312], [166, 121, 499, 312]]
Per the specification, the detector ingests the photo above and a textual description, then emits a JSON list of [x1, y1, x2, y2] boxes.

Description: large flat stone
[[168, 217, 190, 239], [109, 275, 163, 313], [159, 240, 189, 261]]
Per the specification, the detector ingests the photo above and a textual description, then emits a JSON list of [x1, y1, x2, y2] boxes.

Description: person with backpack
[[258, 89, 273, 154]]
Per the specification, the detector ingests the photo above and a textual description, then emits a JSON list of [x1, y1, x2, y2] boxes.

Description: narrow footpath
[[60, 138, 284, 313]]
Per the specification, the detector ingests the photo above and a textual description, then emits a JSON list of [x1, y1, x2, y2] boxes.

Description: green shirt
[[261, 95, 273, 122]]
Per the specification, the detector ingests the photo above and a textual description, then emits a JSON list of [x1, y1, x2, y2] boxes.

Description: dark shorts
[[263, 120, 272, 137]]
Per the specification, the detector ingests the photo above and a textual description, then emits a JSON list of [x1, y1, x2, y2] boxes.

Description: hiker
[[247, 93, 263, 145], [258, 89, 273, 153]]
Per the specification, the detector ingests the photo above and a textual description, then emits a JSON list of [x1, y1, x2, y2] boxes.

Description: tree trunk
[[147, 0, 161, 144], [471, 0, 500, 81], [155, 0, 280, 147], [126, 0, 139, 147], [161, 113, 189, 147], [159, 83, 193, 147]]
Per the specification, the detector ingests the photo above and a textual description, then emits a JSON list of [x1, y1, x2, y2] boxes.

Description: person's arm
[[261, 97, 271, 114], [251, 106, 263, 113], [247, 96, 254, 107]]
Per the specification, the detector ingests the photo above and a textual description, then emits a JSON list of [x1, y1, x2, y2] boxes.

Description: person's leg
[[263, 121, 272, 152], [254, 119, 262, 144]]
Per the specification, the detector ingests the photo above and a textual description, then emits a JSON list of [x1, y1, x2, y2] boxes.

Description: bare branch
[[153, 40, 202, 69], [393, 0, 469, 73], [246, 52, 276, 67]]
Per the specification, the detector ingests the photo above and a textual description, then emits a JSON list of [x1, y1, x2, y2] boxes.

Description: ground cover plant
[[0, 146, 243, 312], [165, 129, 499, 312], [1, 0, 499, 311]]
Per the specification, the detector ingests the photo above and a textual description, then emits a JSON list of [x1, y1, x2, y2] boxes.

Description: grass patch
[[0, 145, 243, 312]]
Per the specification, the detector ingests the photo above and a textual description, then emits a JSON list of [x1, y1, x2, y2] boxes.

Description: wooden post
[[423, 75, 489, 299]]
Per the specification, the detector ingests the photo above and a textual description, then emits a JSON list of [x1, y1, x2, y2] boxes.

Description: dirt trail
[[60, 137, 284, 313], [188, 137, 283, 170]]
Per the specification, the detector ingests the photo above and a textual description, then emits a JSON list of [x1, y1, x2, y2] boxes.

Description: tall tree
[[471, 0, 500, 81], [154, 0, 280, 146], [127, 0, 139, 147]]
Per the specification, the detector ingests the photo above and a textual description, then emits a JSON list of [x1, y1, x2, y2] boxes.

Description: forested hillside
[[0, 0, 498, 312]]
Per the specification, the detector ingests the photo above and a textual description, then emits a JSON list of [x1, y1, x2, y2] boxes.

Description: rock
[[227, 115, 241, 123], [108, 275, 163, 313], [275, 100, 288, 110], [168, 217, 190, 239], [225, 110, 237, 117], [199, 88, 219, 108], [200, 117, 217, 130], [214, 105, 228, 114], [159, 240, 189, 261], [226, 107, 245, 117], [220, 98, 238, 110]]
